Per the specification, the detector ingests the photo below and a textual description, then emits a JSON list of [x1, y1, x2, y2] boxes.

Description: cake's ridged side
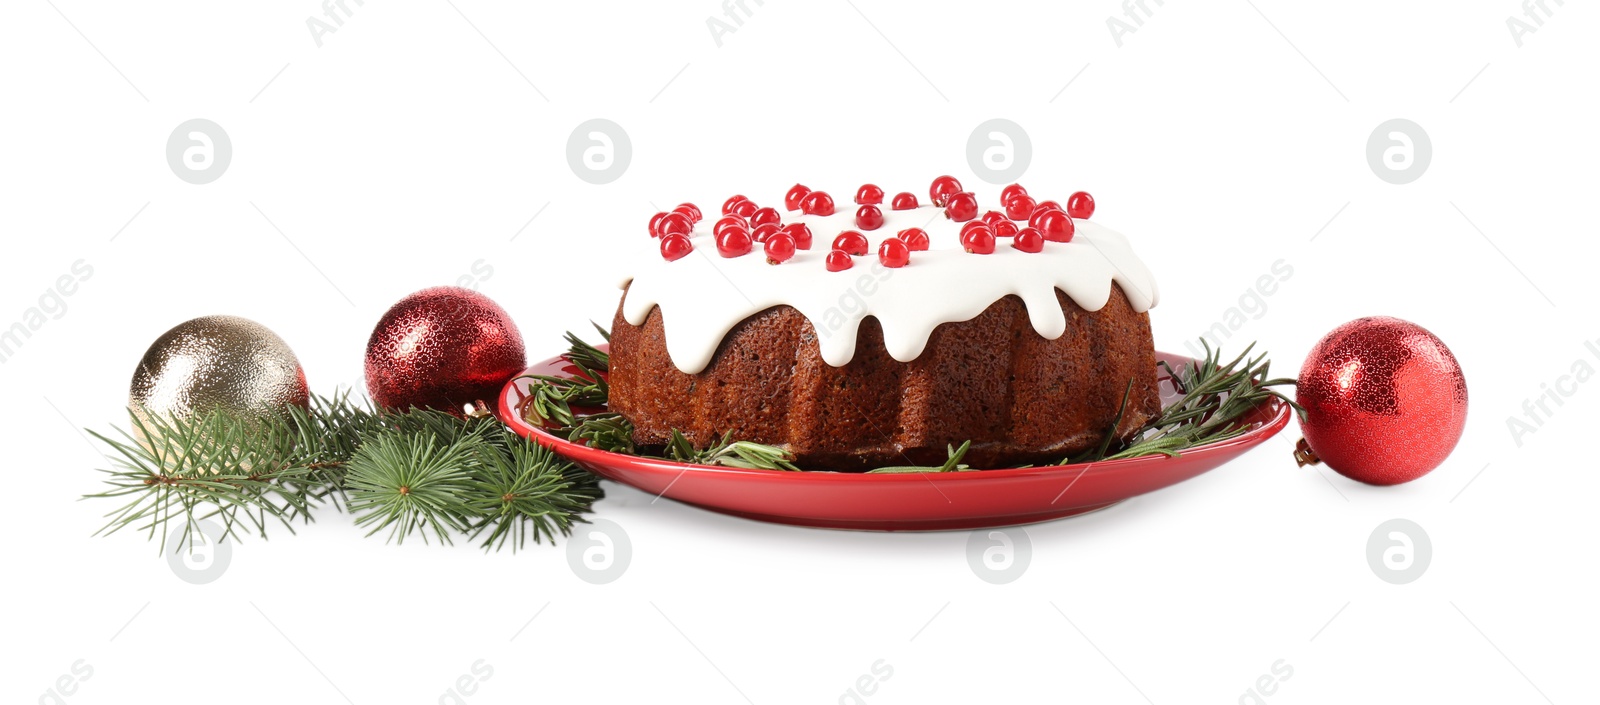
[[606, 307, 688, 445], [686, 306, 803, 443], [895, 297, 1018, 465], [609, 284, 1160, 471], [787, 318, 905, 466], [610, 305, 805, 446]]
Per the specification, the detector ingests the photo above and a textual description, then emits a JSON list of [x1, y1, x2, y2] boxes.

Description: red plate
[[498, 346, 1290, 531]]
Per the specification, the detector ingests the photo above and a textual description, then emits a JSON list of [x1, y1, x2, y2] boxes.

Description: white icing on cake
[[619, 189, 1160, 375]]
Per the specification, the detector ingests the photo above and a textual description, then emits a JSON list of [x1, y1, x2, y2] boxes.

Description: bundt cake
[[607, 179, 1161, 471]]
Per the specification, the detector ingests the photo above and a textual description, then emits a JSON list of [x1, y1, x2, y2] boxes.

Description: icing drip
[[619, 192, 1159, 375]]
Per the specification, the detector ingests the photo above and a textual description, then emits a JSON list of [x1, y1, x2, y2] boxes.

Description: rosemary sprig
[[531, 329, 1298, 472], [865, 441, 974, 474], [515, 362, 608, 429], [564, 322, 611, 372], [665, 430, 800, 470], [565, 412, 636, 455], [1078, 340, 1303, 462]]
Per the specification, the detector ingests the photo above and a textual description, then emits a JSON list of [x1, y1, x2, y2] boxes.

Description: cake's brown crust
[[608, 285, 1161, 471]]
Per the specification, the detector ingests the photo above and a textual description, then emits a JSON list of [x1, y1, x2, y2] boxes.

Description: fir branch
[[280, 392, 383, 513], [467, 439, 604, 552], [86, 407, 324, 552], [342, 414, 489, 545], [86, 394, 603, 553]]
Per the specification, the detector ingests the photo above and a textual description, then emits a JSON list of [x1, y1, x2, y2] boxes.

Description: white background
[[3, 1, 1596, 703]]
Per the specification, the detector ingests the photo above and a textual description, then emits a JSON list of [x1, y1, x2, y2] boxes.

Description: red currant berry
[[648, 211, 669, 238], [993, 220, 1020, 239], [800, 191, 835, 216], [856, 204, 885, 231], [981, 210, 1006, 228], [891, 192, 918, 210], [879, 237, 910, 268], [1036, 210, 1075, 242], [961, 225, 996, 254], [674, 203, 702, 223], [659, 211, 692, 238], [751, 222, 781, 243], [780, 222, 813, 249], [732, 199, 759, 219], [1000, 184, 1028, 206], [1028, 203, 1062, 230], [897, 227, 929, 251], [943, 191, 979, 222], [1012, 227, 1044, 253], [716, 228, 752, 257], [929, 175, 963, 207], [1005, 195, 1036, 220], [713, 215, 748, 238], [784, 184, 811, 211], [750, 206, 782, 228], [722, 195, 748, 215], [960, 220, 990, 238], [832, 230, 869, 256], [825, 250, 854, 272], [660, 233, 693, 261], [764, 232, 797, 264], [855, 184, 885, 205], [1067, 191, 1095, 219]]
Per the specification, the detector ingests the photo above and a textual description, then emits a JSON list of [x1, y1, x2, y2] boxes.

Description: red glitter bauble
[[364, 286, 526, 414], [1295, 316, 1467, 486]]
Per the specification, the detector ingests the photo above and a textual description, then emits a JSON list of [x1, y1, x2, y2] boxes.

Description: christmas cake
[[607, 177, 1161, 470]]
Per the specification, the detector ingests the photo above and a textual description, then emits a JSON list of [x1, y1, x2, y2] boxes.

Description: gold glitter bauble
[[129, 315, 310, 420]]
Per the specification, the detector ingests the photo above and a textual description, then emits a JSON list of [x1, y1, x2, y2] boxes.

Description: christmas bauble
[[364, 286, 525, 414], [1294, 316, 1467, 486], [130, 315, 310, 420]]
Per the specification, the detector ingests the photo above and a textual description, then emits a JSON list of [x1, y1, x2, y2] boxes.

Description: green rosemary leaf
[[1088, 340, 1304, 462], [522, 327, 1297, 473], [567, 412, 635, 454], [865, 441, 973, 474], [516, 366, 608, 429], [565, 325, 610, 372], [659, 430, 799, 470]]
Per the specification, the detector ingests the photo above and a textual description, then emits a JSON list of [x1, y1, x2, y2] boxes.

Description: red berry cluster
[[827, 222, 927, 272], [1002, 183, 1094, 247], [650, 194, 817, 264], [654, 179, 1097, 266], [649, 202, 702, 261]]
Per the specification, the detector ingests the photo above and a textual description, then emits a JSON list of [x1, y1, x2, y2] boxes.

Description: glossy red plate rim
[[497, 347, 1292, 482]]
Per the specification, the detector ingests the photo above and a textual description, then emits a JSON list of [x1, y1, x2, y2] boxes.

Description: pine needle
[[467, 440, 604, 552], [84, 396, 604, 552]]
